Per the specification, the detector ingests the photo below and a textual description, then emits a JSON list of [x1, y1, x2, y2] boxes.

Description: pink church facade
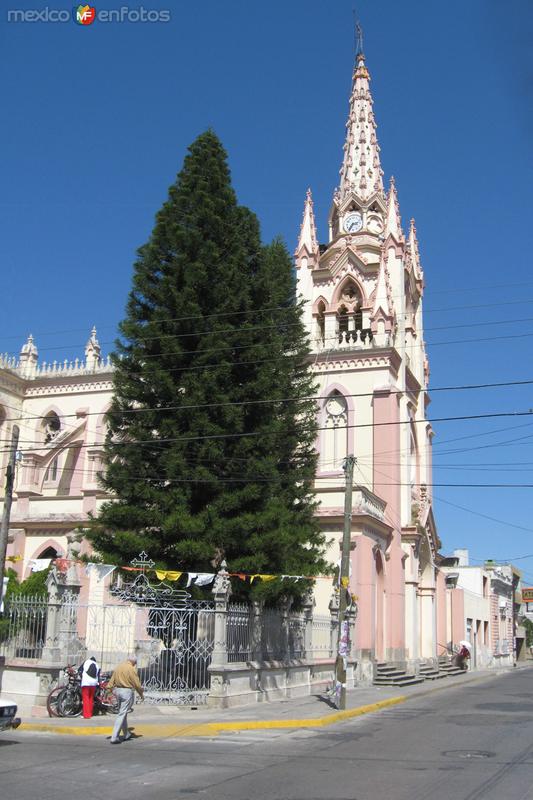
[[0, 44, 489, 683], [296, 50, 445, 676]]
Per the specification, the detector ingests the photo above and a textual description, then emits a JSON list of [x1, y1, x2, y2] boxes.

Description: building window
[[484, 621, 489, 645], [44, 456, 59, 482], [323, 391, 348, 470], [336, 282, 367, 344], [337, 305, 349, 342], [316, 302, 325, 344], [42, 411, 61, 444]]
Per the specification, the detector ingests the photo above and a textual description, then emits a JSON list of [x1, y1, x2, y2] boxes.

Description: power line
[[5, 298, 533, 356], [8, 457, 533, 489], [2, 408, 532, 458], [434, 495, 533, 536], [2, 377, 532, 427], [4, 276, 533, 343]]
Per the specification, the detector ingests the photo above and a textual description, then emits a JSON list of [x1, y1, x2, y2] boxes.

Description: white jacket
[[80, 658, 100, 687]]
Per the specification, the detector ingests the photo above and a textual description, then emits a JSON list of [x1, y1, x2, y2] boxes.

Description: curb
[[19, 695, 407, 738]]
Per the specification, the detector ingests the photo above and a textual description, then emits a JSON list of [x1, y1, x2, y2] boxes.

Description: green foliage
[[2, 567, 50, 601], [88, 130, 327, 597], [521, 616, 533, 648], [0, 568, 50, 640]]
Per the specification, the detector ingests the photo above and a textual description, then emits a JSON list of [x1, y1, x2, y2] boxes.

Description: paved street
[[3, 668, 533, 800]]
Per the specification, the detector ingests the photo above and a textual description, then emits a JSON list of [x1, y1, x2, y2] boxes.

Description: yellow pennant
[[250, 574, 276, 584], [155, 570, 183, 582], [341, 577, 350, 588]]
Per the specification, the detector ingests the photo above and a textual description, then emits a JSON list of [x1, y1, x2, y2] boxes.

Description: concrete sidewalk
[[19, 665, 528, 738]]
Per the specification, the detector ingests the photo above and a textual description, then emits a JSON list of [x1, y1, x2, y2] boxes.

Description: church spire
[[295, 188, 319, 259], [337, 37, 384, 204]]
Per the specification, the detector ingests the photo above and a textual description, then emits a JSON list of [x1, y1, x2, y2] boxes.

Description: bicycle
[[46, 665, 79, 718], [56, 669, 120, 717]]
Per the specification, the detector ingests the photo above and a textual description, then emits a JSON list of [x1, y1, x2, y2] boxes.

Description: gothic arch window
[[38, 546, 58, 560], [336, 281, 363, 343], [322, 391, 348, 470], [316, 301, 326, 344], [337, 305, 349, 342], [42, 411, 61, 444], [44, 455, 59, 483]]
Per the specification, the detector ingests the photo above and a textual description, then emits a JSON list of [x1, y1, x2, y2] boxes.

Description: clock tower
[[295, 38, 442, 678]]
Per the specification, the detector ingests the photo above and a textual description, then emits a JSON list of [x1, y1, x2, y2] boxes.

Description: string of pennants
[[6, 554, 348, 588]]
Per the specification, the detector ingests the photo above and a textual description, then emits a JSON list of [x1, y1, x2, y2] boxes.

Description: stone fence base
[[207, 658, 357, 709], [0, 659, 62, 717]]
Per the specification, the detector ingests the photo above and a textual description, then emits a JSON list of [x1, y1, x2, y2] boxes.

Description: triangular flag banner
[[29, 558, 51, 573], [155, 570, 183, 582], [187, 573, 215, 587], [86, 564, 116, 582]]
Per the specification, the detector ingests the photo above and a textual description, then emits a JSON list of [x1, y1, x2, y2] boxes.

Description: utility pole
[[0, 425, 20, 603], [335, 453, 355, 710]]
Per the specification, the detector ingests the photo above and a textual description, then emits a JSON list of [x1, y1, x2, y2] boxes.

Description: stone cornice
[[316, 506, 393, 538], [310, 347, 401, 376], [24, 378, 114, 397], [0, 371, 26, 395]]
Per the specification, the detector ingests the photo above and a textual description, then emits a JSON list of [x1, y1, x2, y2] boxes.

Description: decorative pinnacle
[[295, 187, 319, 256]]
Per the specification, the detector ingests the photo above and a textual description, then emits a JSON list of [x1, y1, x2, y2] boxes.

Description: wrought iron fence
[[1, 592, 339, 702], [227, 603, 252, 662], [225, 605, 322, 662], [309, 615, 334, 659], [0, 594, 48, 660], [0, 594, 215, 706]]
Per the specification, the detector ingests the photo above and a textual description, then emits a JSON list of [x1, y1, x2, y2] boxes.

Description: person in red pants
[[80, 656, 100, 718]]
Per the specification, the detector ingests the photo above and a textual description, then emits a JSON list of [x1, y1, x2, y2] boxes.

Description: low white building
[[440, 549, 492, 668]]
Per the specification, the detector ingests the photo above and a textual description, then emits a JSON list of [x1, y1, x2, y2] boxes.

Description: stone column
[[280, 595, 293, 660], [210, 562, 232, 668], [41, 569, 61, 663], [207, 562, 232, 708], [345, 597, 358, 658], [329, 587, 340, 659], [41, 567, 82, 664], [302, 592, 315, 661], [250, 600, 264, 662]]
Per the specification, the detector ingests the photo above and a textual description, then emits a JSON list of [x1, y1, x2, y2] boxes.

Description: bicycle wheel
[[57, 686, 82, 717], [96, 687, 120, 715], [46, 686, 64, 718]]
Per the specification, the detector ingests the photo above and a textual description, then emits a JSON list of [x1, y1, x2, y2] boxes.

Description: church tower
[[296, 35, 442, 675]]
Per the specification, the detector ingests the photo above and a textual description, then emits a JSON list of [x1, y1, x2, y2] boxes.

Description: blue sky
[[1, 0, 532, 575]]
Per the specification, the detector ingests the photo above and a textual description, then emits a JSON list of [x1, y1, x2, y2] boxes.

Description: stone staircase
[[373, 662, 424, 687], [437, 655, 466, 677], [418, 660, 447, 681]]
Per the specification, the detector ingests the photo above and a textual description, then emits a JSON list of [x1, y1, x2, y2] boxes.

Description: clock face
[[344, 212, 363, 233]]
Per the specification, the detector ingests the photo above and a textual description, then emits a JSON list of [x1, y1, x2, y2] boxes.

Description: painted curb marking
[[19, 695, 407, 738]]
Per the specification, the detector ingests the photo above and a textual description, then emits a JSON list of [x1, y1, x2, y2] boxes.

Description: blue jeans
[[111, 688, 134, 741]]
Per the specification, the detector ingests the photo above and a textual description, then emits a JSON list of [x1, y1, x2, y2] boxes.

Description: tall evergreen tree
[[89, 131, 326, 592]]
